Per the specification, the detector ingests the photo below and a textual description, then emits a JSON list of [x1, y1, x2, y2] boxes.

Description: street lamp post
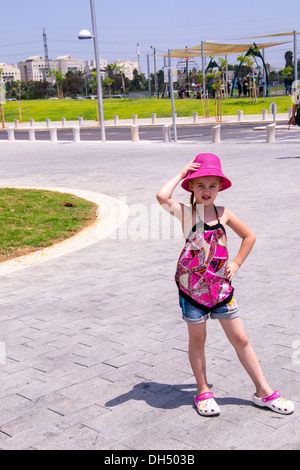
[[150, 46, 157, 96], [147, 54, 151, 98], [294, 30, 298, 90], [78, 0, 106, 142], [168, 49, 177, 142]]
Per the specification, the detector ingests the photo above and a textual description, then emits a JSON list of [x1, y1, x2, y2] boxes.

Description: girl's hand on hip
[[226, 261, 239, 281]]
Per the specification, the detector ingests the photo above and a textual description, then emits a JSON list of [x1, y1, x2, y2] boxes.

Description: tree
[[285, 51, 293, 68], [236, 55, 257, 102], [206, 71, 222, 98], [130, 69, 147, 92], [48, 69, 65, 98], [196, 72, 204, 85], [105, 63, 117, 79], [102, 77, 114, 98], [102, 63, 129, 96], [237, 54, 255, 70], [63, 71, 84, 97], [32, 81, 49, 99], [281, 66, 293, 77], [115, 64, 127, 99]]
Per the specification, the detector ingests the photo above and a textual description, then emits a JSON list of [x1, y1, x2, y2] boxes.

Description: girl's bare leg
[[187, 322, 210, 395], [219, 317, 273, 398]]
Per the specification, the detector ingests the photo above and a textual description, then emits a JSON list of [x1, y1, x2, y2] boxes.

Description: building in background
[[52, 55, 85, 75], [18, 55, 85, 82], [18, 56, 53, 82], [85, 58, 108, 79], [116, 60, 139, 80], [0, 63, 21, 82], [11, 55, 139, 83]]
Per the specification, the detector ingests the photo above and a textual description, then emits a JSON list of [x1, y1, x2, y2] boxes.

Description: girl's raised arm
[[156, 160, 200, 219]]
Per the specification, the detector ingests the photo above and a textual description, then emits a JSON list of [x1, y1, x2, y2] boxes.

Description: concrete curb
[[0, 187, 130, 276], [0, 113, 293, 131]]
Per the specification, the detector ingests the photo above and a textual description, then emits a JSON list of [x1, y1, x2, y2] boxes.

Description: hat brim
[[181, 169, 231, 192]]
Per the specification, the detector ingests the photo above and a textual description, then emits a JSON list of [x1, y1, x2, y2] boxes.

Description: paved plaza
[[0, 130, 299, 450]]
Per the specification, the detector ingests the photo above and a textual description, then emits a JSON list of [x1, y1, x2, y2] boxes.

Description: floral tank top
[[175, 206, 233, 311]]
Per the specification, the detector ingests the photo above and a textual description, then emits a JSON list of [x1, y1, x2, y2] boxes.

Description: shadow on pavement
[[105, 381, 254, 410]]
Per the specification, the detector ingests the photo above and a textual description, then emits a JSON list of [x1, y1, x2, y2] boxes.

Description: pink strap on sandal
[[261, 390, 281, 403], [194, 392, 214, 403], [194, 392, 220, 416], [253, 390, 295, 415]]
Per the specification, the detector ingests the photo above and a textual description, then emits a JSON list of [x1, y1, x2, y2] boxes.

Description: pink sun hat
[[181, 153, 232, 192]]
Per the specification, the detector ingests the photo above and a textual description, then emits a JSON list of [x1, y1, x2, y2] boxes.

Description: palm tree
[[48, 69, 65, 98], [102, 77, 114, 98], [105, 63, 117, 79], [285, 51, 293, 68]]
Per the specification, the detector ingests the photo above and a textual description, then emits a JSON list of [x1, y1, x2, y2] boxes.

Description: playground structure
[[160, 31, 299, 123], [162, 31, 299, 97], [231, 43, 272, 98]]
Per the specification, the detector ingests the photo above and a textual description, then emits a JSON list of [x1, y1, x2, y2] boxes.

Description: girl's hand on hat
[[179, 160, 201, 180]]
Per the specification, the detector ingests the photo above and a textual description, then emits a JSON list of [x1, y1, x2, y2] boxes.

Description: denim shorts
[[179, 295, 240, 323]]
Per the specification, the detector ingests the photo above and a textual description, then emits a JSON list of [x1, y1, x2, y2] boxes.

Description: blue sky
[[1, 0, 299, 72]]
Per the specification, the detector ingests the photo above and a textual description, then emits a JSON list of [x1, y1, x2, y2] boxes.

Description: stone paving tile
[[0, 139, 299, 450]]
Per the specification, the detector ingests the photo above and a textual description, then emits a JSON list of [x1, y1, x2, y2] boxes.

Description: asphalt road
[[0, 123, 299, 142]]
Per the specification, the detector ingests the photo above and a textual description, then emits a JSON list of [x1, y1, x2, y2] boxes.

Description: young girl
[[156, 153, 294, 417]]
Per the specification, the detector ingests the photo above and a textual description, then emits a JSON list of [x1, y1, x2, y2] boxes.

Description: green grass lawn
[[0, 188, 98, 262], [2, 95, 294, 123]]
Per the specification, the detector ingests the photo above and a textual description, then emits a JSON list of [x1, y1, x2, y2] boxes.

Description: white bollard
[[28, 128, 36, 141], [131, 125, 139, 142], [50, 127, 57, 142], [78, 116, 83, 127], [46, 118, 51, 128], [14, 119, 19, 129], [132, 114, 138, 125], [237, 110, 243, 122], [162, 125, 171, 142], [61, 117, 66, 127], [113, 115, 119, 125], [72, 127, 80, 142], [7, 128, 15, 141], [212, 125, 221, 143], [193, 112, 198, 123], [262, 109, 268, 121], [266, 123, 276, 143], [151, 113, 156, 124], [30, 119, 34, 128]]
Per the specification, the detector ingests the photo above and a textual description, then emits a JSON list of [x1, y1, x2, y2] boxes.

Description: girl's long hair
[[190, 190, 196, 223]]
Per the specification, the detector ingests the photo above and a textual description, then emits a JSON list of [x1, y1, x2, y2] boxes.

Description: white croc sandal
[[253, 390, 295, 415], [194, 392, 220, 416]]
